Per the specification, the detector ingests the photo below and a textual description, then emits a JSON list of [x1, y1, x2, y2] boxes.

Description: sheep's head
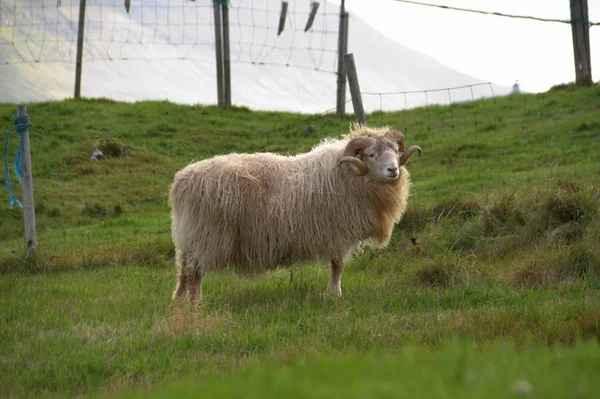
[[339, 129, 421, 182]]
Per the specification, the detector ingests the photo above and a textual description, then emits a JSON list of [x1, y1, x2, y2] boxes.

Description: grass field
[[1, 84, 599, 397]]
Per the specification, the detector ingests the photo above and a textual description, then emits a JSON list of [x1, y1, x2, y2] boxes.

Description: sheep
[[169, 125, 422, 303]]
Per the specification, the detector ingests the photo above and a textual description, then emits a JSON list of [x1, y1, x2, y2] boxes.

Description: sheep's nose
[[387, 166, 398, 174]]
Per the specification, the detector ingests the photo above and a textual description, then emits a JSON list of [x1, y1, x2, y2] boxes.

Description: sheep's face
[[360, 139, 402, 182], [339, 130, 422, 183]]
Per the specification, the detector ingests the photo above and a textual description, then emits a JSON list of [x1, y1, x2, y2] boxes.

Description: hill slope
[[0, 84, 598, 270], [0, 85, 598, 398]]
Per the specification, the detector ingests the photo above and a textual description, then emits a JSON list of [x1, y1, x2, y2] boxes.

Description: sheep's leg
[[172, 249, 188, 300], [187, 272, 204, 304], [328, 259, 343, 297], [172, 270, 187, 300]]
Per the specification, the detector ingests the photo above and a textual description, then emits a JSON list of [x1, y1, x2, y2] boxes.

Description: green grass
[[1, 265, 599, 397], [114, 342, 600, 399], [1, 85, 600, 397]]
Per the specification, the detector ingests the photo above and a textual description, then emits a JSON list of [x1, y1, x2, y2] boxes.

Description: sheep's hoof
[[187, 293, 202, 306], [327, 286, 343, 298], [172, 291, 187, 301]]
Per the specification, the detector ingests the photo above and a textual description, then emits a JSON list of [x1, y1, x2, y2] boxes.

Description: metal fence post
[[74, 0, 87, 98], [222, 2, 232, 107], [213, 0, 225, 106], [336, 2, 349, 117]]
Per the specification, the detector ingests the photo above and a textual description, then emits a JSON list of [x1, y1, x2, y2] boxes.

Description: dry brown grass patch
[[508, 243, 600, 288], [409, 255, 483, 288], [150, 305, 235, 338]]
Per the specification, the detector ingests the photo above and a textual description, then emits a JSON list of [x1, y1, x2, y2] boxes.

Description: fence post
[[570, 0, 592, 85], [336, 0, 349, 117], [74, 0, 87, 99], [222, 2, 232, 107], [16, 105, 37, 263], [344, 53, 366, 126], [213, 0, 224, 106]]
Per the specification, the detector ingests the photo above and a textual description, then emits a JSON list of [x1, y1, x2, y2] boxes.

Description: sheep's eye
[[369, 154, 375, 158]]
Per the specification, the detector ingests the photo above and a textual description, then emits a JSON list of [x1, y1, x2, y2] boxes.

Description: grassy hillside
[[1, 85, 598, 272], [0, 85, 599, 397]]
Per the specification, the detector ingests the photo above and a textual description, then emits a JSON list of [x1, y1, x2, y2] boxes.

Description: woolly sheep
[[169, 125, 422, 303]]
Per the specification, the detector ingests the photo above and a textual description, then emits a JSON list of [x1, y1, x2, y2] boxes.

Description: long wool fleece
[[169, 127, 411, 276]]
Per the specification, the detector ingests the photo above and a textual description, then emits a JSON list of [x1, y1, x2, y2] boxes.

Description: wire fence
[[394, 0, 600, 26], [360, 82, 499, 113], [1, 0, 595, 114], [0, 0, 340, 72]]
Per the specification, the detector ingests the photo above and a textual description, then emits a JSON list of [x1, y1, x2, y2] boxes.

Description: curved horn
[[399, 145, 422, 166], [384, 129, 405, 152], [339, 136, 375, 176], [340, 156, 366, 176]]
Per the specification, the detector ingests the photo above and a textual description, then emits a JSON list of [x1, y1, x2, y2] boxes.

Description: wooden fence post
[[74, 0, 87, 99], [343, 53, 366, 126], [570, 0, 592, 85], [16, 105, 37, 262]]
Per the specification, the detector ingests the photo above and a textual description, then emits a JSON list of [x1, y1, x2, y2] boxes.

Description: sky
[[329, 0, 599, 93]]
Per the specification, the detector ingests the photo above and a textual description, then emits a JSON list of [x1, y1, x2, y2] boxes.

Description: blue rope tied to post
[[4, 115, 32, 208]]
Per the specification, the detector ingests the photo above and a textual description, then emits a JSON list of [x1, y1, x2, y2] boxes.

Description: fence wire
[[0, 0, 339, 73]]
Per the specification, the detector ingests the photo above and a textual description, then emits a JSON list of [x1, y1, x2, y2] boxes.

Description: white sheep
[[169, 125, 421, 302]]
